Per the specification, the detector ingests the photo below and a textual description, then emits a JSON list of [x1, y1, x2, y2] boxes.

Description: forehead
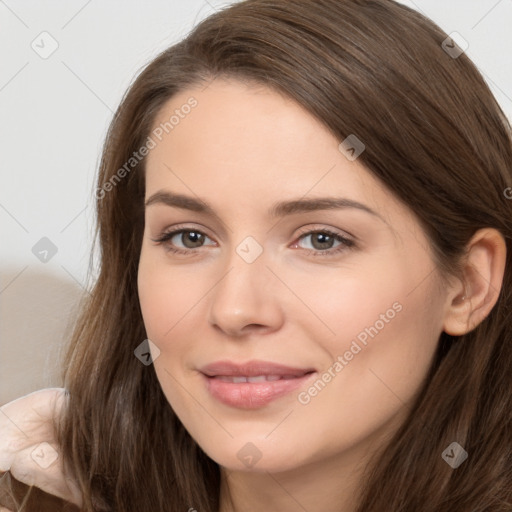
[[144, 78, 411, 231], [148, 78, 337, 171]]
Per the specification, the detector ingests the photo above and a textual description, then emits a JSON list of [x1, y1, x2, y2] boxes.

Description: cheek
[[137, 255, 204, 412], [137, 251, 207, 342], [320, 302, 439, 453], [278, 257, 403, 352], [287, 242, 441, 365], [298, 263, 443, 442]]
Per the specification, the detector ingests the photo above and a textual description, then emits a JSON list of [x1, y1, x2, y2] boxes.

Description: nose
[[207, 245, 285, 338]]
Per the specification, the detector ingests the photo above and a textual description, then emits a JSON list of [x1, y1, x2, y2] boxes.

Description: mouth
[[199, 360, 317, 409], [210, 374, 306, 383]]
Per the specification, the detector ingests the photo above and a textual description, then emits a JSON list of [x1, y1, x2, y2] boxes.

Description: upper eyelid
[[154, 224, 215, 242], [295, 225, 353, 240]]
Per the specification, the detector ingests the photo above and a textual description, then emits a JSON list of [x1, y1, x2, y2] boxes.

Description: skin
[[137, 78, 506, 512]]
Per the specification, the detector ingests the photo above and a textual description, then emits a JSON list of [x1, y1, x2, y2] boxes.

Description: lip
[[200, 360, 315, 377], [199, 360, 317, 409]]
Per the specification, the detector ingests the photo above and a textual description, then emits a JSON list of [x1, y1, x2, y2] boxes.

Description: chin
[[197, 438, 312, 474]]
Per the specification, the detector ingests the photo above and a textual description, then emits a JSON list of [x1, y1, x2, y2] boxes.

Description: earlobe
[[442, 228, 507, 336]]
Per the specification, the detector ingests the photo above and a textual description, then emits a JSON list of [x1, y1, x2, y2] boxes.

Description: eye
[[151, 225, 355, 257], [293, 228, 355, 256], [151, 227, 215, 255]]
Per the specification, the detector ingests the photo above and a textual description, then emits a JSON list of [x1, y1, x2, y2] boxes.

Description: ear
[[443, 228, 507, 336]]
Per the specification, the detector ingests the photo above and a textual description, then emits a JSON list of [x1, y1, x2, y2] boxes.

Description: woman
[[1, 0, 511, 510]]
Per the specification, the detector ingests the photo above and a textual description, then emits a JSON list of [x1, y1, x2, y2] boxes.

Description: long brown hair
[[53, 0, 512, 510]]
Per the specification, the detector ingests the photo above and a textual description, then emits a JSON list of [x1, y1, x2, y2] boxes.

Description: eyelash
[[151, 226, 355, 257]]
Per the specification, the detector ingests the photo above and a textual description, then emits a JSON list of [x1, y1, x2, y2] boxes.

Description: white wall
[[1, 0, 511, 405]]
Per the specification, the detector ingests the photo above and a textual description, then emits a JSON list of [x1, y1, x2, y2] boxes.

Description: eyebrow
[[145, 190, 386, 223]]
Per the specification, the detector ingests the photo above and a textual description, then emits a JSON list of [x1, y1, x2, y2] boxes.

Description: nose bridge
[[215, 234, 270, 308], [207, 234, 284, 335]]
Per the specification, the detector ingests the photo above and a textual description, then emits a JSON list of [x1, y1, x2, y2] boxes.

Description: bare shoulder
[[0, 388, 82, 509]]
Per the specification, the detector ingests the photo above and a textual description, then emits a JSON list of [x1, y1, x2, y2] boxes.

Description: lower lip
[[202, 373, 316, 409]]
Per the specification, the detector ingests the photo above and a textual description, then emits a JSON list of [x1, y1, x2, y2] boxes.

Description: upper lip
[[200, 360, 316, 377]]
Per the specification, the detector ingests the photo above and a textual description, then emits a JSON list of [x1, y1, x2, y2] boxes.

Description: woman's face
[[137, 78, 449, 473]]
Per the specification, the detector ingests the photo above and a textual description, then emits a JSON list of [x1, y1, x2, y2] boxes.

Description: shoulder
[[0, 388, 82, 510]]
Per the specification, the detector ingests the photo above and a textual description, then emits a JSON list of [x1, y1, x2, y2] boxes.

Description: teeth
[[247, 375, 267, 383], [214, 375, 300, 383]]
